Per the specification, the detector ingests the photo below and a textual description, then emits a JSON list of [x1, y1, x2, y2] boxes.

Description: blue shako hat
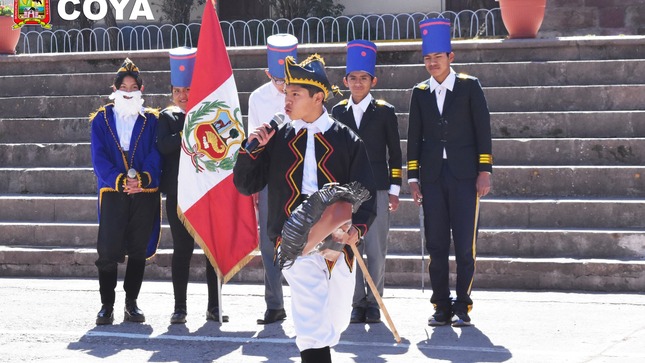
[[169, 47, 197, 87], [420, 18, 452, 55], [267, 34, 298, 79], [346, 39, 377, 77]]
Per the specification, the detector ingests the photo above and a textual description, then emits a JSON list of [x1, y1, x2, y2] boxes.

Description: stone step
[[1, 246, 644, 291], [2, 111, 644, 144], [384, 255, 645, 291], [0, 143, 91, 167], [2, 37, 645, 76], [3, 137, 642, 167], [2, 221, 643, 260], [0, 118, 92, 143], [3, 84, 644, 119], [3, 59, 644, 97], [489, 111, 645, 139], [493, 138, 645, 166], [393, 198, 645, 230], [1, 166, 642, 197], [2, 196, 642, 230]]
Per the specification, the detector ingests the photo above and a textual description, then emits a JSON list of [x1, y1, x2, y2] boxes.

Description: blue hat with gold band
[[267, 34, 298, 79], [346, 39, 377, 77], [420, 18, 452, 55], [169, 47, 197, 87]]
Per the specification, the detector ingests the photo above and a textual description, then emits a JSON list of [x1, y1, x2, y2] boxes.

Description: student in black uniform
[[331, 40, 402, 325], [407, 18, 493, 327], [157, 47, 227, 324]]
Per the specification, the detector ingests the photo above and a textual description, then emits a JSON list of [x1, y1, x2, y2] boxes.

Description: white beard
[[110, 90, 144, 116]]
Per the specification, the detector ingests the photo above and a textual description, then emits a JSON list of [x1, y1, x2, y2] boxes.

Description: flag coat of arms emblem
[[178, 1, 258, 283]]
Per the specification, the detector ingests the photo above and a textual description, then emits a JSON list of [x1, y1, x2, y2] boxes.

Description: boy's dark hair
[[344, 74, 375, 81], [113, 74, 143, 89], [301, 84, 326, 101]]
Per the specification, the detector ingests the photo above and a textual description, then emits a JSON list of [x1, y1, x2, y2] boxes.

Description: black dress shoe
[[350, 307, 366, 323], [452, 310, 472, 327], [365, 307, 381, 323], [257, 308, 286, 325], [170, 309, 187, 324], [206, 308, 229, 323], [124, 298, 145, 323], [96, 305, 114, 325], [428, 308, 452, 327]]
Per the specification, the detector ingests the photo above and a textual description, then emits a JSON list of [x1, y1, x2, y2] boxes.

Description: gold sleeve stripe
[[115, 173, 124, 188], [407, 160, 419, 170], [391, 168, 402, 177], [143, 171, 152, 187], [479, 154, 493, 164]]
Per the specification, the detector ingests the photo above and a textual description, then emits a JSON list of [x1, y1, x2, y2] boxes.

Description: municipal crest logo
[[182, 100, 244, 173], [13, 0, 51, 29]]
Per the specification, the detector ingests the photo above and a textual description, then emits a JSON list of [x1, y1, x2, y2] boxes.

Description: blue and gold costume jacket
[[90, 104, 162, 257]]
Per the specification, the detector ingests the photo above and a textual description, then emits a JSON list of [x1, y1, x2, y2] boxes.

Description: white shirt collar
[[269, 81, 284, 98], [167, 105, 185, 114], [345, 93, 373, 112], [292, 107, 334, 134], [430, 67, 457, 93]]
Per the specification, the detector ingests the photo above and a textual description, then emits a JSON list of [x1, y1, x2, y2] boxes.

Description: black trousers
[[95, 192, 160, 306], [421, 161, 478, 311], [166, 193, 221, 311]]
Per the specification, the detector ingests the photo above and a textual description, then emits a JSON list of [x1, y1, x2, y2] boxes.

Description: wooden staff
[[350, 243, 401, 343]]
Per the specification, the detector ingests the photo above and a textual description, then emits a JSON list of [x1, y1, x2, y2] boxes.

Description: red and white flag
[[178, 1, 258, 283]]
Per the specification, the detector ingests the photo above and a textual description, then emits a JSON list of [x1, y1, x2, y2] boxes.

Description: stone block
[[599, 7, 626, 28], [542, 8, 597, 31], [626, 5, 645, 31], [586, 0, 643, 7]]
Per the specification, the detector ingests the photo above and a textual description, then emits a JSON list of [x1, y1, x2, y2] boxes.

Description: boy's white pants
[[282, 253, 356, 351]]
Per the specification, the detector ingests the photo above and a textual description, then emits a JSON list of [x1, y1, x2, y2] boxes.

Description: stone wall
[[541, 0, 645, 37]]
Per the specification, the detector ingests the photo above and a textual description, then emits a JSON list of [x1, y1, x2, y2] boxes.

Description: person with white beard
[[90, 58, 162, 325]]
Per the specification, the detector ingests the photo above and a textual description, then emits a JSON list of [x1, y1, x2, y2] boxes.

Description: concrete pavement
[[0, 277, 644, 362]]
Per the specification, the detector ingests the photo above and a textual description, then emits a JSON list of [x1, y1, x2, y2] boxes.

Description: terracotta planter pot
[[0, 16, 21, 54], [499, 0, 547, 39]]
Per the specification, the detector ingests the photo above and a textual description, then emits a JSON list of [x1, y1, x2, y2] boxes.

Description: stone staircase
[[1, 36, 644, 291]]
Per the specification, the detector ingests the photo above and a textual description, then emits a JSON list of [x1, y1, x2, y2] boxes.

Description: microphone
[[244, 112, 286, 153], [127, 168, 137, 179]]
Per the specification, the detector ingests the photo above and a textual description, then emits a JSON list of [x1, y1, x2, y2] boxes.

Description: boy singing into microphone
[[234, 54, 377, 362]]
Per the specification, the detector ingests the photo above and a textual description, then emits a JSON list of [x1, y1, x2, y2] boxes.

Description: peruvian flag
[[177, 1, 258, 283]]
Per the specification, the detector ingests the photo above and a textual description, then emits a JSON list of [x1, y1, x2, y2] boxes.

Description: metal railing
[[17, 9, 504, 54]]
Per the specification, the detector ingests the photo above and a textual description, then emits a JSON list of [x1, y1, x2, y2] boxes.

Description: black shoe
[[428, 308, 452, 327], [365, 307, 381, 324], [124, 298, 145, 323], [257, 308, 287, 325], [170, 308, 187, 324], [350, 307, 366, 323], [96, 305, 114, 325], [452, 310, 472, 327], [206, 308, 229, 323]]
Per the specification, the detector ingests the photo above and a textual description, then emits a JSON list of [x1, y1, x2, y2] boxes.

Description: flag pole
[[350, 243, 401, 343], [218, 276, 223, 323], [419, 205, 425, 293]]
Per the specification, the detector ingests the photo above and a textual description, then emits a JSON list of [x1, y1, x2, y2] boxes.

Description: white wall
[[336, 0, 444, 15]]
